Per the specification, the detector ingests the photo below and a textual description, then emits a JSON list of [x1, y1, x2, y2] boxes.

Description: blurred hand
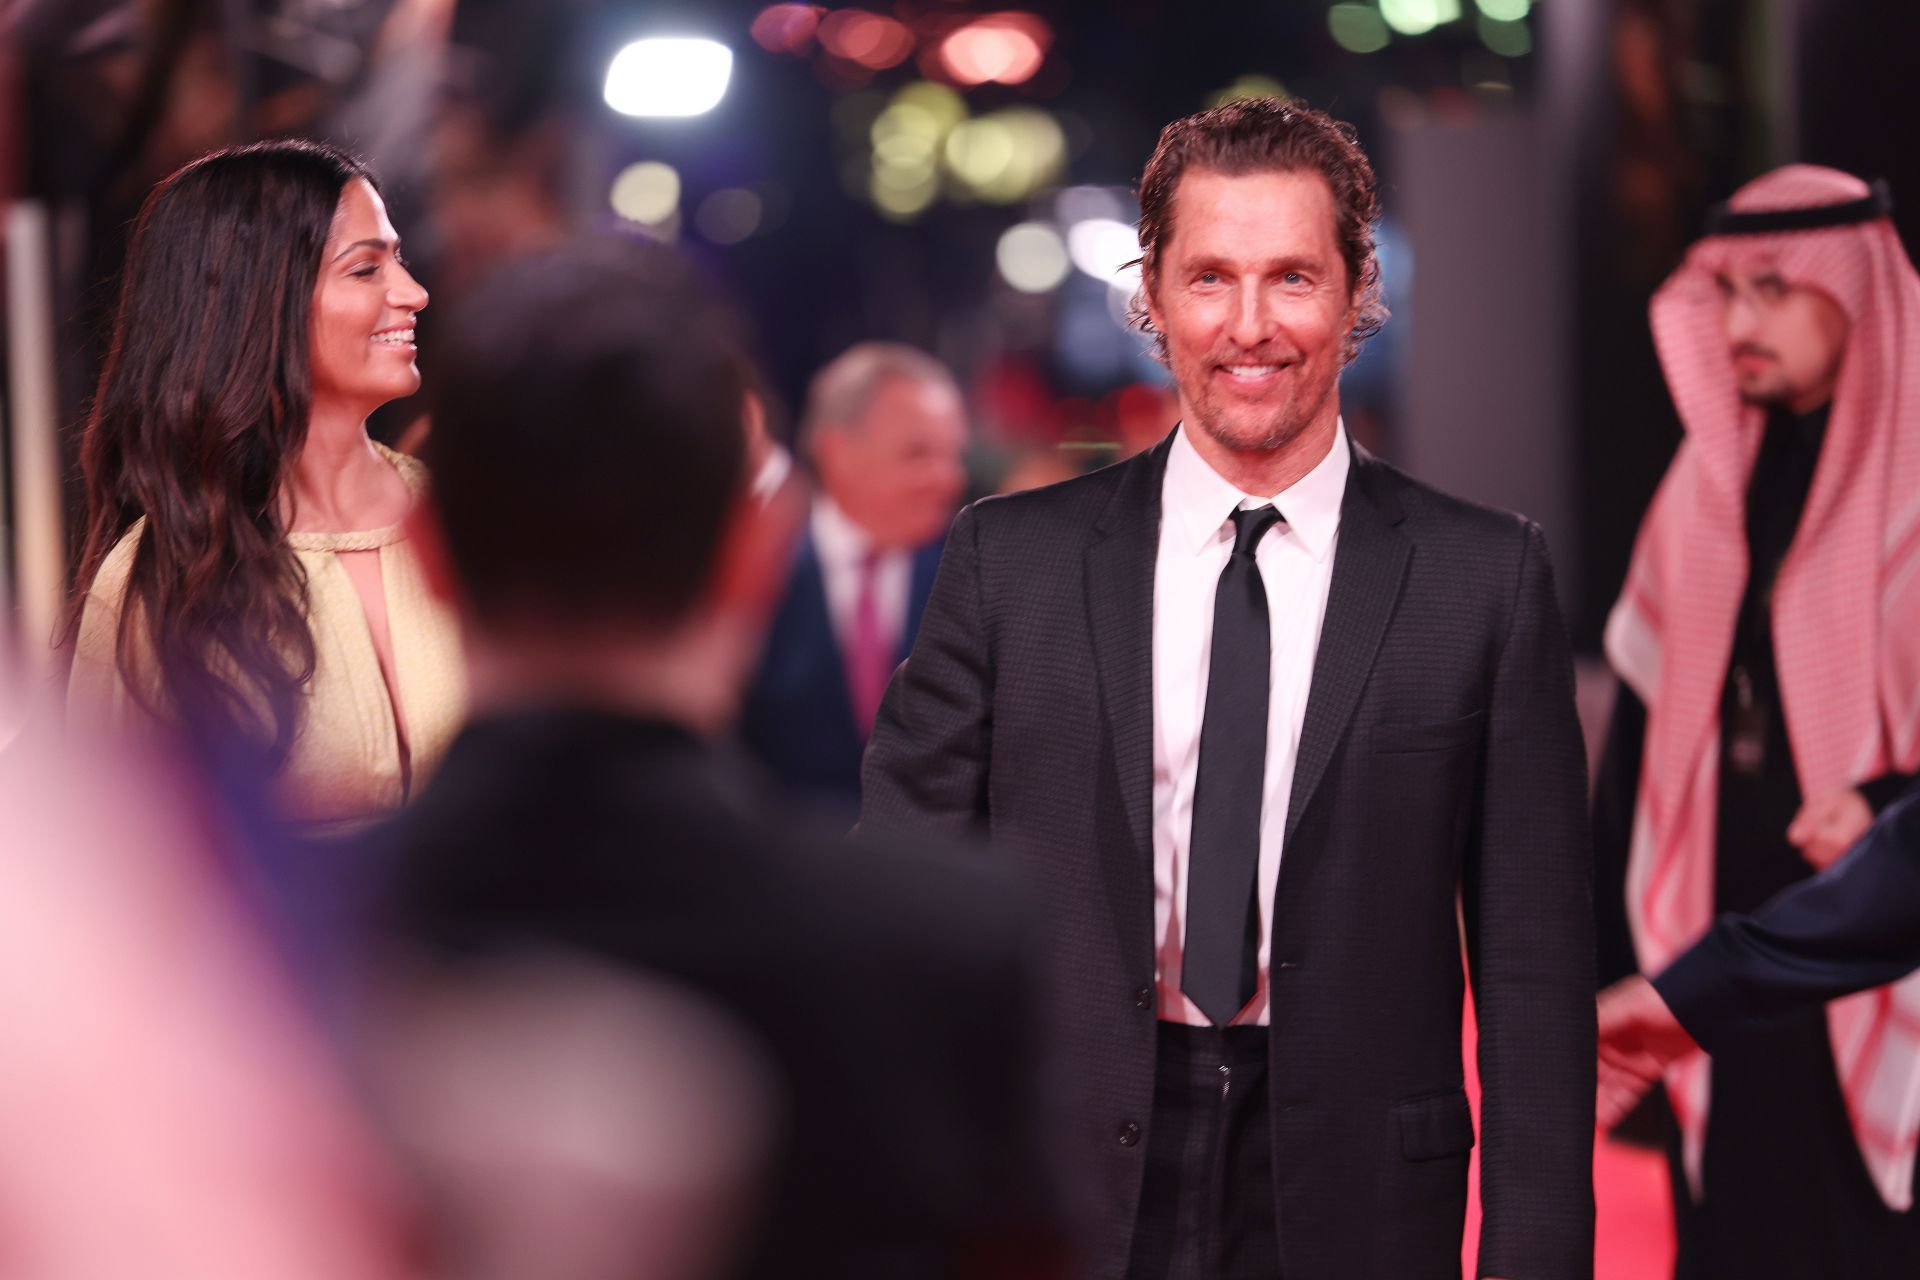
[[1787, 788, 1873, 870], [1595, 975, 1698, 1130]]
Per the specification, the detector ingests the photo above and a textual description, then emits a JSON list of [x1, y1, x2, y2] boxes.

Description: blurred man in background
[[740, 342, 967, 819], [375, 242, 1055, 1279], [1596, 165, 1920, 1277]]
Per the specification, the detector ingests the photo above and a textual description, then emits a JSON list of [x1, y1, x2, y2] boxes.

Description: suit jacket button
[[1133, 985, 1153, 1010], [1118, 1122, 1141, 1147]]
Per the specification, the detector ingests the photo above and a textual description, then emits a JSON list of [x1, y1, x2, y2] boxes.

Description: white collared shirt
[[811, 495, 912, 664], [1152, 419, 1350, 1026]]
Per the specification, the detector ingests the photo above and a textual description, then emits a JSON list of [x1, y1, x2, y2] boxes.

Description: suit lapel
[[1084, 435, 1173, 873], [1285, 444, 1411, 844]]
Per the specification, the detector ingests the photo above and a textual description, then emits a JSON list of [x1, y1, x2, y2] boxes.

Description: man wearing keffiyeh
[[1595, 164, 1920, 1277]]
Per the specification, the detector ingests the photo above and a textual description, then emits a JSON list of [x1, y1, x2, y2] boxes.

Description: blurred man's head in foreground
[[801, 342, 967, 550], [422, 240, 798, 722]]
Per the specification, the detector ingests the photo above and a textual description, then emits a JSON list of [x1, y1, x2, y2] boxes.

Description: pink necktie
[[846, 551, 891, 739]]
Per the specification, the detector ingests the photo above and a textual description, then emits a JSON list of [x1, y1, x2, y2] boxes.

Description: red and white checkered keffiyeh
[[1606, 165, 1920, 1209]]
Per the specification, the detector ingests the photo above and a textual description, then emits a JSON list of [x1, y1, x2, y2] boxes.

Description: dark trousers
[[1125, 1023, 1280, 1280]]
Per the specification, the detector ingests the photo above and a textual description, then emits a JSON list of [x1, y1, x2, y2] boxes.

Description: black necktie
[[1181, 504, 1282, 1026]]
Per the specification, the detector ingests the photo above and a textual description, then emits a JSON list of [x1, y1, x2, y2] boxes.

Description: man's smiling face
[[1146, 167, 1356, 460]]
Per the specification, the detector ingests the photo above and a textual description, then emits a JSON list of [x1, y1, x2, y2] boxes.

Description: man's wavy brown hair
[[1129, 97, 1388, 365]]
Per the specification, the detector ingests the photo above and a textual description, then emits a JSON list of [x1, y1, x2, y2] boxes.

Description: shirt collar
[[811, 493, 877, 566], [1163, 418, 1350, 561]]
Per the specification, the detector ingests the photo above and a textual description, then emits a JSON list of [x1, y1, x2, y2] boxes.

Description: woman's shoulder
[[85, 518, 148, 606], [373, 441, 430, 497]]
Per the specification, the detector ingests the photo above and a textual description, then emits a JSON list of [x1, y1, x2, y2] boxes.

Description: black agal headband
[[1705, 178, 1893, 236]]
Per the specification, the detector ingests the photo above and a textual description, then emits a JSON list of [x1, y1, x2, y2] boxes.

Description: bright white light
[[996, 222, 1071, 293], [604, 38, 733, 118], [1476, 0, 1530, 19], [610, 162, 681, 224], [1066, 218, 1143, 292]]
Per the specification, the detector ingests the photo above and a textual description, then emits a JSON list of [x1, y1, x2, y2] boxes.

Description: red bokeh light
[[818, 9, 916, 71], [751, 4, 825, 56], [938, 12, 1051, 86]]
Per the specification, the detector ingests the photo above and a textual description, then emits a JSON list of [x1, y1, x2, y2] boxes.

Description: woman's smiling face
[[309, 178, 428, 418]]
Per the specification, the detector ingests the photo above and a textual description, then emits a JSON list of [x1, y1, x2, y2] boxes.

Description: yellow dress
[[69, 444, 467, 832]]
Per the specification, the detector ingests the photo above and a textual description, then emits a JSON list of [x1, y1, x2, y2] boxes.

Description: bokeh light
[[996, 222, 1072, 293], [1067, 217, 1143, 293], [944, 108, 1065, 203], [1378, 0, 1460, 38], [604, 38, 733, 118], [903, 81, 968, 127], [870, 166, 940, 220], [1479, 15, 1532, 56], [609, 161, 681, 225], [1054, 185, 1133, 228], [819, 10, 915, 70], [939, 12, 1051, 86], [1328, 4, 1392, 54], [695, 188, 764, 244], [749, 5, 824, 56], [1209, 74, 1290, 107], [1475, 0, 1531, 20]]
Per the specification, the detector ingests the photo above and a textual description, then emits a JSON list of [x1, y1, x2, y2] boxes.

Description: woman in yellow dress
[[67, 139, 465, 835]]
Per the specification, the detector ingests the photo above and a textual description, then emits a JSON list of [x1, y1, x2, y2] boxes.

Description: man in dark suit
[[1597, 792, 1920, 1128], [861, 98, 1594, 1279], [373, 241, 1056, 1278], [741, 342, 966, 818]]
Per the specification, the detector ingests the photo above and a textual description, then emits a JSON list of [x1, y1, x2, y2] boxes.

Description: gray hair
[[800, 342, 958, 449]]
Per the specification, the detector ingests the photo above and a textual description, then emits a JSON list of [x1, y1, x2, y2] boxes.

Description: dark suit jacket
[[1655, 792, 1920, 1051], [741, 528, 943, 816], [861, 433, 1596, 1280], [377, 707, 1056, 1279]]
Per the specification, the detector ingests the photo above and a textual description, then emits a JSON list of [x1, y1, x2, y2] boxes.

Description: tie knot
[[1228, 505, 1282, 557]]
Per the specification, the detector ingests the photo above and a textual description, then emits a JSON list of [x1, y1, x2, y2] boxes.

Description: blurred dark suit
[[741, 530, 942, 816], [1656, 792, 1920, 1050], [378, 706, 1056, 1279], [862, 436, 1595, 1279]]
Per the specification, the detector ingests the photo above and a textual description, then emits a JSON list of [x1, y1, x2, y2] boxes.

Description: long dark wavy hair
[[68, 139, 375, 762]]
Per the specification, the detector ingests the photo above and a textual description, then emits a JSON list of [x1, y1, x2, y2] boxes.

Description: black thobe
[[1594, 404, 1920, 1278]]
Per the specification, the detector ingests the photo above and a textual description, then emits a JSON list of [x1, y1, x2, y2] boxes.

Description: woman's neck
[[285, 407, 409, 533]]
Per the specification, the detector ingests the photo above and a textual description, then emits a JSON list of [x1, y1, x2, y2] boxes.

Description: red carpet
[[1460, 991, 1675, 1277]]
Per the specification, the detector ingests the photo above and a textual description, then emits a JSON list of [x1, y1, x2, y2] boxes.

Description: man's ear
[[403, 498, 463, 611], [1141, 268, 1164, 334]]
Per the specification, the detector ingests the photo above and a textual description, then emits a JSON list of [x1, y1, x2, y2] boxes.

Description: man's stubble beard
[[1184, 363, 1337, 457]]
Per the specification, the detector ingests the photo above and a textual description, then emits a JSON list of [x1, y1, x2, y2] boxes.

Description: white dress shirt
[[1152, 420, 1350, 1026], [810, 496, 912, 662]]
